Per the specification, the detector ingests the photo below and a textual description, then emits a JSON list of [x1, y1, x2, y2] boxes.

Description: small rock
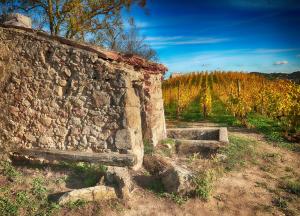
[[24, 133, 36, 142], [59, 80, 67, 87], [105, 166, 133, 199], [58, 185, 117, 205], [40, 116, 52, 127], [161, 164, 195, 195], [64, 68, 72, 77], [215, 153, 227, 161], [115, 129, 133, 150], [56, 86, 63, 97], [143, 155, 195, 195]]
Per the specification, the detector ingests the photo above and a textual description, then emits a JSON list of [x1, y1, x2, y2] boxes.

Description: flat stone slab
[[13, 148, 136, 167]]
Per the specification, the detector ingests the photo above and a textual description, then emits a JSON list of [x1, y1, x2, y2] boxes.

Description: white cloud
[[145, 36, 229, 47], [274, 60, 289, 65], [146, 36, 183, 42]]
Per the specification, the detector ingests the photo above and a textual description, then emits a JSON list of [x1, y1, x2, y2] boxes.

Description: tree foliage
[[0, 0, 146, 39]]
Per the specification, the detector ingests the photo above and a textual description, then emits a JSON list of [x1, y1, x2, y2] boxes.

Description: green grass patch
[[207, 98, 241, 126], [0, 161, 22, 182], [32, 177, 48, 199], [0, 161, 103, 215], [219, 135, 258, 171], [144, 140, 154, 155], [65, 199, 87, 209], [0, 197, 18, 216], [193, 169, 215, 201], [247, 113, 300, 152], [168, 193, 188, 205], [165, 100, 204, 121], [165, 97, 240, 126]]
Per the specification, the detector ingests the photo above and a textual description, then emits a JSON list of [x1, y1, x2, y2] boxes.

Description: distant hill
[[250, 71, 300, 84]]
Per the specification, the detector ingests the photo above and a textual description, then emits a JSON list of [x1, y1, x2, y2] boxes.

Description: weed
[[161, 138, 176, 146], [187, 153, 199, 163], [284, 166, 294, 173], [65, 199, 86, 209], [280, 180, 300, 196], [54, 176, 68, 185], [193, 169, 215, 201], [144, 140, 154, 155], [253, 204, 273, 213], [0, 162, 21, 182], [47, 202, 61, 215], [31, 177, 48, 199], [16, 191, 30, 207], [260, 164, 274, 173], [143, 170, 151, 176], [261, 152, 281, 163], [169, 193, 187, 205], [158, 146, 173, 158], [272, 197, 288, 209], [255, 181, 268, 190], [220, 135, 257, 171], [0, 197, 18, 216], [109, 200, 124, 212]]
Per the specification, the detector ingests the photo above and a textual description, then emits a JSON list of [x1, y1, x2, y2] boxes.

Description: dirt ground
[[111, 121, 300, 216], [1, 121, 299, 216]]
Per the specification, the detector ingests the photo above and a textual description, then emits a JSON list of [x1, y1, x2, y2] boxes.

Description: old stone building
[[0, 16, 167, 170]]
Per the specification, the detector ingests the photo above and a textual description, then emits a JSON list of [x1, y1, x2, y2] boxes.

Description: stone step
[[175, 139, 227, 155]]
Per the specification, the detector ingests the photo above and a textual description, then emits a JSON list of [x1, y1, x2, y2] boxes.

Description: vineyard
[[163, 72, 300, 143]]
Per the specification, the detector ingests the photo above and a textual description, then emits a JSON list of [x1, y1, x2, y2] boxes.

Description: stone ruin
[[0, 14, 167, 170]]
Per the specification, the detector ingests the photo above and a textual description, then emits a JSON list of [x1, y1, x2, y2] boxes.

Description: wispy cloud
[[253, 48, 298, 54], [146, 36, 229, 47], [274, 60, 289, 65]]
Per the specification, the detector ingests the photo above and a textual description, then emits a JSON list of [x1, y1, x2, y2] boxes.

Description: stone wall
[[0, 25, 167, 169]]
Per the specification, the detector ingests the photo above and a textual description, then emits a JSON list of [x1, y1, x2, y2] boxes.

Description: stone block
[[105, 166, 133, 199], [1, 13, 32, 28], [58, 185, 117, 205]]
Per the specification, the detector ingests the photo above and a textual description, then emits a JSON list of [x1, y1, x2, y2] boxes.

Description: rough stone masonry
[[0, 15, 167, 170]]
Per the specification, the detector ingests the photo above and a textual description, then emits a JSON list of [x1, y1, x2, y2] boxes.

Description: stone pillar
[[114, 71, 144, 170], [0, 13, 32, 28], [142, 72, 167, 147]]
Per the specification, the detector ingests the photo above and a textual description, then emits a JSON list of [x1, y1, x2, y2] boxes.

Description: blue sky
[[126, 0, 300, 76]]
